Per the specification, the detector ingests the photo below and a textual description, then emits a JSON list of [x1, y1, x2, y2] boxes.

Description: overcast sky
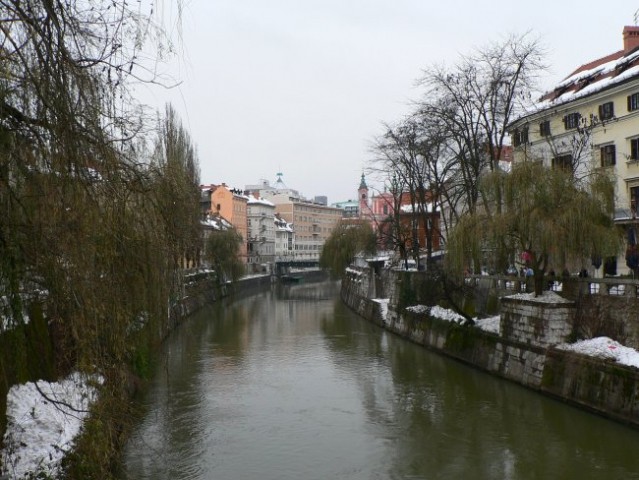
[[143, 1, 639, 204]]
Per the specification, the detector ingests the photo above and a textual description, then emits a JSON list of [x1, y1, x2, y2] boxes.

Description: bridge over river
[[121, 280, 639, 479]]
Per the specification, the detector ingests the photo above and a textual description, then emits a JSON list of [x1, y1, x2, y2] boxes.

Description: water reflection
[[123, 281, 639, 480]]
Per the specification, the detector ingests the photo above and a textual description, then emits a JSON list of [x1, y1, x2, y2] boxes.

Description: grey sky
[[146, 1, 639, 203]]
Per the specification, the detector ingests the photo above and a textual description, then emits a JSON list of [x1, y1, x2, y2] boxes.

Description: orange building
[[210, 184, 249, 264]]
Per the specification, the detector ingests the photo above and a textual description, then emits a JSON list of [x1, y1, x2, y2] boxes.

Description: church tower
[[358, 173, 369, 218]]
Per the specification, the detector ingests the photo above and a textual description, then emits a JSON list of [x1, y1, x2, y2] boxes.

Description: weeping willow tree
[[0, 1, 201, 477], [447, 161, 622, 296], [205, 228, 245, 282], [319, 221, 377, 278]]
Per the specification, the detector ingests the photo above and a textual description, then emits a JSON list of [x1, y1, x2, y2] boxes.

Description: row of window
[[597, 139, 639, 167], [553, 140, 639, 168], [518, 96, 636, 144]]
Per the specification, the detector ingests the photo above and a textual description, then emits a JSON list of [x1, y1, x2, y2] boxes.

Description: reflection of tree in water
[[321, 302, 639, 479]]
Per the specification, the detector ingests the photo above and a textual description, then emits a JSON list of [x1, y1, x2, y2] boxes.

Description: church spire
[[359, 173, 367, 190]]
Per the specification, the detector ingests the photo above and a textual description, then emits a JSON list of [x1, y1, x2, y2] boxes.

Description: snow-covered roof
[[201, 215, 233, 230], [247, 197, 275, 207], [525, 44, 639, 117]]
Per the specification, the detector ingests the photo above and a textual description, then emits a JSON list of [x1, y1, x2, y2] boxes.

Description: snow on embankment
[[406, 304, 500, 334], [405, 304, 639, 368], [1, 372, 101, 479], [557, 337, 639, 368]]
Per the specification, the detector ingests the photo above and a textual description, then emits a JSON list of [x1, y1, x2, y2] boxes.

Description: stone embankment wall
[[172, 269, 327, 333], [170, 272, 273, 335], [341, 267, 639, 428]]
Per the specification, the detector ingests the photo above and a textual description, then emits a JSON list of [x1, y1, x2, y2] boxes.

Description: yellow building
[[509, 26, 639, 275]]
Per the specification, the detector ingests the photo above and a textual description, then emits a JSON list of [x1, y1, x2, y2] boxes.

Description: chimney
[[623, 26, 639, 52]]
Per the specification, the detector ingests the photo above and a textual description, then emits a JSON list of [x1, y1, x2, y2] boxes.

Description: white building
[[274, 213, 294, 261], [246, 196, 276, 273]]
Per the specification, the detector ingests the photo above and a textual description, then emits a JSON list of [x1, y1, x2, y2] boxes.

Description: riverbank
[[341, 267, 639, 428]]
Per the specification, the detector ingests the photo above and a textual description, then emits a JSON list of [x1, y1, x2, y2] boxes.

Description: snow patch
[[504, 291, 572, 303], [475, 315, 501, 334], [406, 304, 469, 325], [407, 305, 500, 331], [1, 372, 102, 479], [557, 337, 639, 369], [372, 298, 389, 320]]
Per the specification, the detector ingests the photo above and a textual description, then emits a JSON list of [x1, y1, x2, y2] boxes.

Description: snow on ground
[[557, 337, 639, 368], [1, 372, 101, 480]]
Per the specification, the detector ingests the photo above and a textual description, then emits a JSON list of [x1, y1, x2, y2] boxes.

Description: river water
[[122, 281, 639, 480]]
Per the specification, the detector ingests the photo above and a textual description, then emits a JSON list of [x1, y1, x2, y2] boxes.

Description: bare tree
[[418, 33, 546, 220]]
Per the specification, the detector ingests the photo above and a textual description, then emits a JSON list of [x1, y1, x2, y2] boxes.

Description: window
[[631, 186, 639, 216], [512, 127, 528, 147], [563, 112, 581, 130], [539, 120, 551, 137], [552, 154, 573, 170], [628, 93, 639, 112], [631, 138, 639, 160], [600, 144, 616, 167], [599, 101, 614, 120]]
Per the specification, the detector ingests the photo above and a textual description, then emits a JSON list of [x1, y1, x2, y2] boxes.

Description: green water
[[122, 281, 639, 479]]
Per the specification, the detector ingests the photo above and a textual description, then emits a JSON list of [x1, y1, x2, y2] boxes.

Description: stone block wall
[[500, 295, 576, 348]]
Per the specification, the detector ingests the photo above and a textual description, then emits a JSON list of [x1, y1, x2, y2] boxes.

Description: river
[[122, 280, 639, 479]]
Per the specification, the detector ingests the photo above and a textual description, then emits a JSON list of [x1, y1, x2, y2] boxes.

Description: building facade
[[246, 196, 276, 273], [509, 26, 639, 276], [210, 184, 249, 264], [266, 192, 342, 262], [274, 213, 294, 261]]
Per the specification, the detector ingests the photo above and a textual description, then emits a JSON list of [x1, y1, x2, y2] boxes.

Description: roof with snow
[[247, 197, 275, 207], [527, 27, 639, 115], [201, 215, 233, 231]]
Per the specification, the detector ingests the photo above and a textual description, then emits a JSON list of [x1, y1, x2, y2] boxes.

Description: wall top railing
[[465, 274, 639, 298]]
